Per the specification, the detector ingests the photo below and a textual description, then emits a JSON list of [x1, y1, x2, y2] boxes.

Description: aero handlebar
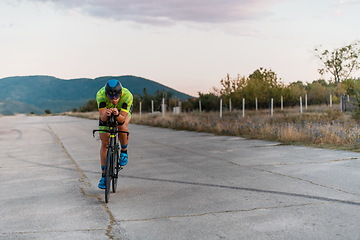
[[92, 129, 129, 137]]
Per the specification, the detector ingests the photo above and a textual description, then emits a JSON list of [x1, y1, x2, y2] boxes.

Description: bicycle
[[93, 114, 129, 203]]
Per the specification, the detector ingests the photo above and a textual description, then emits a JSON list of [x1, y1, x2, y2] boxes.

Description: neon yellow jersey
[[96, 86, 133, 114]]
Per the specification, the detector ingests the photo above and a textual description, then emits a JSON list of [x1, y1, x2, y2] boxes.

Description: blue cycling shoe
[[120, 152, 128, 166], [98, 177, 106, 189]]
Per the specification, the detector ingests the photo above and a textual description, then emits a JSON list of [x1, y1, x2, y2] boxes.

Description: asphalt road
[[1, 115, 360, 240]]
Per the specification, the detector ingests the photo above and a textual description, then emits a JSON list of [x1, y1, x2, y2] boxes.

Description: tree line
[[77, 75, 359, 114], [199, 70, 359, 112], [77, 40, 360, 113]]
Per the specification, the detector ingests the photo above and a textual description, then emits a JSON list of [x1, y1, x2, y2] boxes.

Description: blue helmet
[[105, 79, 122, 98]]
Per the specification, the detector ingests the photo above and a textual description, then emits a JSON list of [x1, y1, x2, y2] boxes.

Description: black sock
[[121, 150, 128, 154], [102, 173, 105, 177]]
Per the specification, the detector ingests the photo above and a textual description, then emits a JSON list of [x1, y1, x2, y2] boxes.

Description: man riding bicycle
[[96, 79, 133, 189]]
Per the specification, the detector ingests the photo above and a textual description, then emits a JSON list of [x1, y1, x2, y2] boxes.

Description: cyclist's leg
[[98, 132, 109, 189], [100, 132, 110, 169], [118, 115, 131, 150], [118, 115, 131, 166]]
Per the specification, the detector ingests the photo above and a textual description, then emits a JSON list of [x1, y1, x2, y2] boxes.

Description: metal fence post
[[139, 101, 142, 116], [330, 95, 332, 107], [242, 98, 245, 117], [220, 99, 223, 118], [162, 98, 165, 117]]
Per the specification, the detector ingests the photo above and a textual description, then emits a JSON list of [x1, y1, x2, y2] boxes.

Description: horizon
[[2, 70, 360, 97]]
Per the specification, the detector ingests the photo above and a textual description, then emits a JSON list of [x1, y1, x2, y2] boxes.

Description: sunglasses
[[107, 93, 121, 100]]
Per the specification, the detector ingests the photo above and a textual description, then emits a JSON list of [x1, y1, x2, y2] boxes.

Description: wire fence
[[137, 95, 358, 117]]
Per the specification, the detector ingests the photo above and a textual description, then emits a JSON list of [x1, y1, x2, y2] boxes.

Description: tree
[[198, 92, 220, 111], [219, 74, 247, 109], [307, 81, 328, 105], [134, 88, 174, 113], [245, 68, 283, 108], [138, 88, 153, 112], [341, 79, 357, 96], [351, 79, 360, 120], [181, 99, 195, 112], [219, 74, 246, 97], [284, 81, 306, 107], [132, 95, 141, 113], [314, 41, 360, 84], [217, 68, 283, 109], [153, 90, 173, 112]]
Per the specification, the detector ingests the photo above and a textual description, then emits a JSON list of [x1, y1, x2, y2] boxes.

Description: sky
[[0, 0, 359, 96]]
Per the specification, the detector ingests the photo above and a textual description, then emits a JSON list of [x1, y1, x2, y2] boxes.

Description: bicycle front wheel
[[112, 147, 119, 193], [105, 149, 112, 203]]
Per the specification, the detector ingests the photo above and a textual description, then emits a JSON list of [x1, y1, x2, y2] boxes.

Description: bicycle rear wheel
[[105, 149, 112, 203]]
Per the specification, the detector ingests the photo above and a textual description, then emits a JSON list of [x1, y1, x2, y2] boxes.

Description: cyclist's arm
[[114, 109, 128, 124], [97, 92, 110, 122], [99, 107, 127, 124], [99, 108, 112, 122], [115, 97, 132, 124]]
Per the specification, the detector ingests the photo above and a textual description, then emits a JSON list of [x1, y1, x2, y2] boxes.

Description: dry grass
[[61, 111, 99, 120], [131, 106, 360, 152], [63, 106, 360, 152]]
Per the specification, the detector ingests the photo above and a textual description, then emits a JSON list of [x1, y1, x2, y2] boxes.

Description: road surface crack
[[117, 202, 322, 222], [1, 228, 104, 236], [46, 123, 119, 240], [240, 163, 360, 198]]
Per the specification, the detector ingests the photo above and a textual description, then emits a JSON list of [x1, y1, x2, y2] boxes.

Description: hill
[[0, 75, 194, 115]]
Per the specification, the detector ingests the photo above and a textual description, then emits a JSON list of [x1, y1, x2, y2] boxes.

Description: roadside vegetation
[[129, 106, 360, 152], [71, 41, 360, 152]]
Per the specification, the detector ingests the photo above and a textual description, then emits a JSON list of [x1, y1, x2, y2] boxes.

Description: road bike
[[93, 114, 129, 203]]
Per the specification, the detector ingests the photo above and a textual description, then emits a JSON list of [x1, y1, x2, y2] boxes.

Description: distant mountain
[[0, 75, 194, 115]]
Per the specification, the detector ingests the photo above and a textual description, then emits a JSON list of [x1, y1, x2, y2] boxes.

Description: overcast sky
[[0, 0, 359, 96]]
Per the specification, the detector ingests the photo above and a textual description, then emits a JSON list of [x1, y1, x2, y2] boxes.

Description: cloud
[[28, 0, 283, 25]]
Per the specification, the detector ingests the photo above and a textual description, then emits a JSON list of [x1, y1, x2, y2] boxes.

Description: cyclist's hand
[[112, 108, 119, 116], [106, 109, 112, 116]]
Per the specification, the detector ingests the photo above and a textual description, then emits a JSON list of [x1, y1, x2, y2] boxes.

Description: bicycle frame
[[93, 114, 129, 203]]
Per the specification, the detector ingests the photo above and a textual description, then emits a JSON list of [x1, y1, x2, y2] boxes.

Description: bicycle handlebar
[[92, 113, 129, 137], [92, 129, 129, 137], [107, 114, 117, 126]]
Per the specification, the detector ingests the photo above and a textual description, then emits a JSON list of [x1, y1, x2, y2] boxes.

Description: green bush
[[79, 99, 97, 112]]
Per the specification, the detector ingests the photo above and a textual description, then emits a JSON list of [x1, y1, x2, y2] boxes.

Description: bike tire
[[112, 147, 119, 193], [105, 149, 112, 203]]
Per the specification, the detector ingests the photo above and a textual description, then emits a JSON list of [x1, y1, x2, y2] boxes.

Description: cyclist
[[96, 79, 133, 189]]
